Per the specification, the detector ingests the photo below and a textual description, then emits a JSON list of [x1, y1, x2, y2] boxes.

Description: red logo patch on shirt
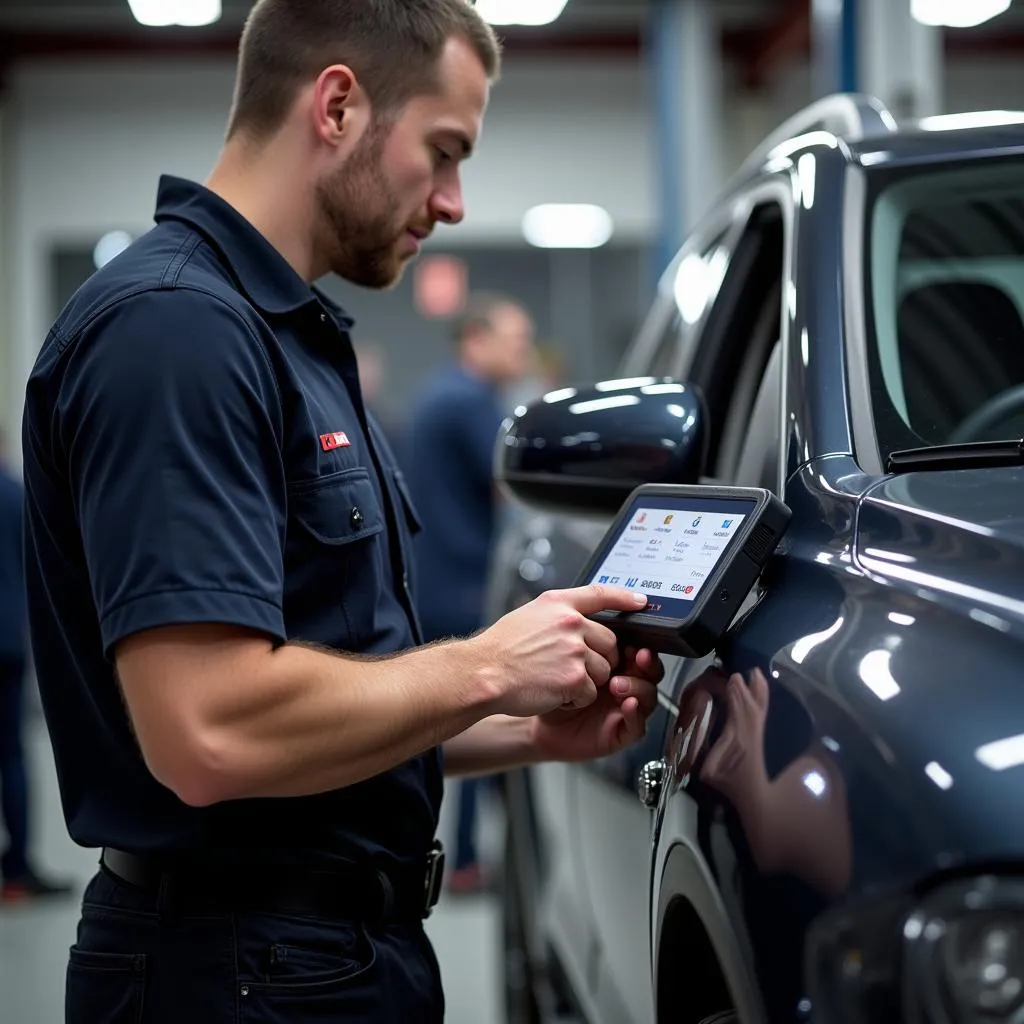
[[320, 431, 351, 452]]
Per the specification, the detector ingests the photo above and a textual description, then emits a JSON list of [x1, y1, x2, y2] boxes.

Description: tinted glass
[[865, 158, 1024, 456]]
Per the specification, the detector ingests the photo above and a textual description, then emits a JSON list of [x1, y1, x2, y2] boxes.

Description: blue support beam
[[812, 0, 859, 97], [650, 0, 686, 282]]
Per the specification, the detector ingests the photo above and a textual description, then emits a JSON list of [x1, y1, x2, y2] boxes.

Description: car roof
[[740, 96, 1024, 178], [848, 116, 1024, 168]]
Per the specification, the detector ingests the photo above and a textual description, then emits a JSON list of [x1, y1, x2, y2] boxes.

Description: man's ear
[[312, 64, 365, 146]]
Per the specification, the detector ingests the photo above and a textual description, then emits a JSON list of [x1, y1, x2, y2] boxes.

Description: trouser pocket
[[66, 947, 146, 1024]]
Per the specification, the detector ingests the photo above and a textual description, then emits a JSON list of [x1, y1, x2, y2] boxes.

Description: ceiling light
[[474, 0, 570, 26], [522, 204, 613, 249], [127, 0, 222, 27], [911, 0, 1010, 28]]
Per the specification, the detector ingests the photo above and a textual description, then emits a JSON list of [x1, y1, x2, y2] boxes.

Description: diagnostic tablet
[[576, 484, 791, 657]]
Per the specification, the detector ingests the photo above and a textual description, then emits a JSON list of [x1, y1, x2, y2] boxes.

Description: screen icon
[[663, 514, 674, 525], [626, 577, 639, 588], [636, 512, 647, 524], [610, 576, 621, 585], [691, 516, 703, 528], [599, 576, 610, 584], [684, 585, 695, 595], [722, 518, 734, 529]]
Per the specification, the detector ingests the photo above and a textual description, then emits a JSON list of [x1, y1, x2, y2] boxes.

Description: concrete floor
[[0, 716, 504, 1024]]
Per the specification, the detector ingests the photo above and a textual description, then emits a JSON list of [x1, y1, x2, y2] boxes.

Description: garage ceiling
[[0, 0, 781, 33], [0, 0, 1020, 85]]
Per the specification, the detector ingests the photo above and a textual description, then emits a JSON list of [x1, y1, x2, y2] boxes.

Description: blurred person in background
[[0, 437, 71, 903], [404, 293, 536, 893]]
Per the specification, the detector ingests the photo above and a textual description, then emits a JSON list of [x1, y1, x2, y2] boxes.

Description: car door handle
[[637, 759, 666, 808]]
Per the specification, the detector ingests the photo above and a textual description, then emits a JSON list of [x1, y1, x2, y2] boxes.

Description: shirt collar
[[153, 175, 352, 326]]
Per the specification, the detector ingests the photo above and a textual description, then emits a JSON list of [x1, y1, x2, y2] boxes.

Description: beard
[[315, 123, 410, 290]]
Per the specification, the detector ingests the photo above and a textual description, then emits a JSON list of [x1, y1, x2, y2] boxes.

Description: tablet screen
[[588, 496, 756, 618]]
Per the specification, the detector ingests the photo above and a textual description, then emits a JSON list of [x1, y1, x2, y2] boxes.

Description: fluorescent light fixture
[[911, 0, 1010, 28], [925, 761, 954, 790], [976, 733, 1024, 772], [93, 230, 133, 270], [127, 0, 222, 27], [919, 110, 1024, 132], [523, 204, 613, 250], [475, 0, 570, 26]]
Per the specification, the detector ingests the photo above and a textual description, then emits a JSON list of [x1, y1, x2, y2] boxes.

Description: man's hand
[[529, 646, 663, 763], [468, 584, 649, 719]]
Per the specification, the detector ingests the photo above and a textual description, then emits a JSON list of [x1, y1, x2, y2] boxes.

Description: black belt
[[99, 842, 446, 923]]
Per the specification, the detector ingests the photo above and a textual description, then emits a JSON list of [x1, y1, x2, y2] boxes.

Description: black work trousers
[[66, 866, 446, 1023]]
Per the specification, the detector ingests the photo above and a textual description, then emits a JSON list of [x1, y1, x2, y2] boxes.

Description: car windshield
[[864, 156, 1024, 459]]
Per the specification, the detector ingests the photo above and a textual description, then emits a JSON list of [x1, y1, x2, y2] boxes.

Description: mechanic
[[21, 2, 662, 1021]]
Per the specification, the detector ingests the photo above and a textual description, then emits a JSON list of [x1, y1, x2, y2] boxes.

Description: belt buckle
[[423, 840, 445, 918]]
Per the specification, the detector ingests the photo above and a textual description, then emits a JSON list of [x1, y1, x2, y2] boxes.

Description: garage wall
[[7, 51, 1024, 452]]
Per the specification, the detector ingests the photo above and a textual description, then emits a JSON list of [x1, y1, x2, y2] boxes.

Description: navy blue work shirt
[[403, 366, 504, 641], [0, 466, 26, 663], [22, 175, 441, 874]]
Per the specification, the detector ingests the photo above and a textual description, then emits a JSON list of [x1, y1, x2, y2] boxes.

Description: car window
[[865, 157, 1024, 456], [618, 226, 734, 381], [687, 200, 786, 483], [647, 309, 684, 377]]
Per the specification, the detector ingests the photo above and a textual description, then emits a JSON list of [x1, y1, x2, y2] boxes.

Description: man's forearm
[[442, 716, 543, 777], [136, 634, 504, 805]]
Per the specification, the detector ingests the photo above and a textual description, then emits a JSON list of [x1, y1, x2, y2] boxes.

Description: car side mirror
[[496, 377, 709, 516]]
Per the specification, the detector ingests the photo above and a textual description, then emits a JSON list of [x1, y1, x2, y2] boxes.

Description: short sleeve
[[59, 288, 287, 657]]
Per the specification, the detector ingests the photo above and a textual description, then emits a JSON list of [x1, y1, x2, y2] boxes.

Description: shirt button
[[350, 507, 364, 528]]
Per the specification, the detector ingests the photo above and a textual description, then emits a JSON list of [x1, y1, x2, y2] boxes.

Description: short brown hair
[[455, 292, 521, 345], [227, 0, 502, 143]]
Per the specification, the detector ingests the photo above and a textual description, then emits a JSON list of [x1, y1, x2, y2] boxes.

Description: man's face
[[481, 304, 536, 384], [316, 35, 489, 289]]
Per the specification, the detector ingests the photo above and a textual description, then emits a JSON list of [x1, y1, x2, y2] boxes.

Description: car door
[[566, 203, 780, 1024]]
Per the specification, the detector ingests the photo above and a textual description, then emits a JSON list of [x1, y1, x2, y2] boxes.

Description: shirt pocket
[[286, 468, 386, 649], [391, 468, 423, 538]]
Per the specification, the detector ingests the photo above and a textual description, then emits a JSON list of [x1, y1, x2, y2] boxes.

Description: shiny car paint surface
[[491, 99, 1024, 1024]]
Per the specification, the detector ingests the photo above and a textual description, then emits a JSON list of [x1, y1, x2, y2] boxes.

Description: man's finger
[[611, 676, 658, 717], [563, 677, 599, 710], [584, 649, 613, 688], [562, 583, 650, 617], [632, 648, 665, 684], [581, 618, 618, 661], [620, 697, 645, 743]]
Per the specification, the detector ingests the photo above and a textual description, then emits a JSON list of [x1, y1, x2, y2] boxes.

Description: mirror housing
[[496, 377, 709, 516]]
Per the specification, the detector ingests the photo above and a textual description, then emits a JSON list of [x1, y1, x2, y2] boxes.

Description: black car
[[489, 94, 1024, 1024]]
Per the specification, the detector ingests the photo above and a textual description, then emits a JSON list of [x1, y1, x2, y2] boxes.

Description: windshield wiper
[[887, 438, 1024, 474]]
